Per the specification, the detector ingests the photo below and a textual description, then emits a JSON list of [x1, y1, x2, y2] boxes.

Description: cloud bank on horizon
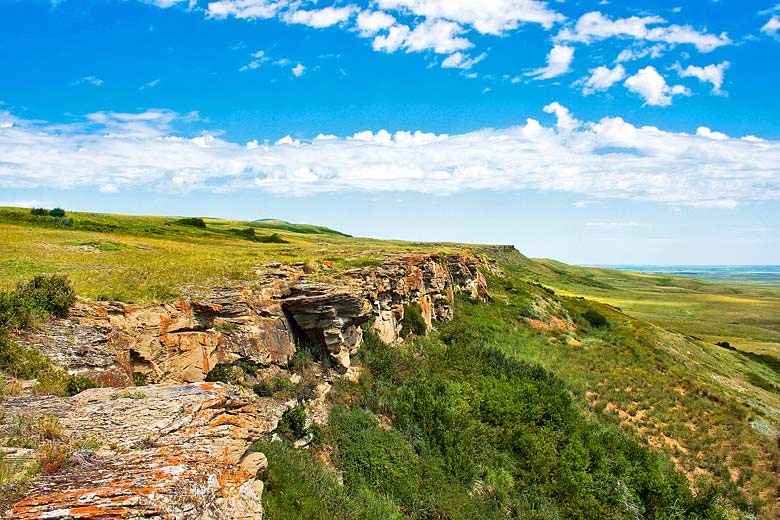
[[1, 104, 777, 209], [1, 1, 779, 215]]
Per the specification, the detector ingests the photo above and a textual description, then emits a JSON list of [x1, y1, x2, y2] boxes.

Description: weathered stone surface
[[18, 253, 492, 380], [3, 382, 286, 520]]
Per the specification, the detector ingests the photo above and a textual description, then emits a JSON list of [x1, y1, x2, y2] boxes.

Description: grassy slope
[[477, 248, 780, 516], [2, 208, 779, 516], [524, 257, 780, 357]]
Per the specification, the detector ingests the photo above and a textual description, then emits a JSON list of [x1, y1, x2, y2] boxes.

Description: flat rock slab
[[2, 383, 286, 520]]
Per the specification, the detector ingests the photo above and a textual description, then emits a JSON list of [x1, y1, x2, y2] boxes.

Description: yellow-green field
[[0, 207, 468, 302], [520, 258, 780, 357]]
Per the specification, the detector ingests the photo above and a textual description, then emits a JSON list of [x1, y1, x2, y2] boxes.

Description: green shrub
[[253, 377, 294, 398], [277, 404, 308, 440], [174, 217, 206, 228], [48, 208, 66, 218], [581, 308, 608, 328], [16, 275, 76, 319], [287, 349, 315, 373], [256, 233, 288, 244], [258, 440, 402, 520], [132, 372, 148, 386], [400, 302, 427, 338], [204, 363, 241, 385], [324, 407, 421, 506], [0, 335, 51, 379]]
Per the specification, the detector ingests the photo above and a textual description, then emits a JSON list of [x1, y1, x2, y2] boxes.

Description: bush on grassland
[[0, 276, 98, 397]]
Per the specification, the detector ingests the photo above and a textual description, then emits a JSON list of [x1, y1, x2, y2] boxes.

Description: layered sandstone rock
[[18, 253, 492, 383], [3, 382, 284, 520]]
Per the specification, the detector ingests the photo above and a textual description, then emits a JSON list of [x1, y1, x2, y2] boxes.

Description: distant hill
[[250, 219, 351, 237]]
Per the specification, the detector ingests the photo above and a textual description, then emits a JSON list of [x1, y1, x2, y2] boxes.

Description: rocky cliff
[[3, 252, 494, 519], [18, 253, 492, 385]]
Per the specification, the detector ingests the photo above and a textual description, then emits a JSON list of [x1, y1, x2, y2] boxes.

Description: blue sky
[[1, 0, 779, 264]]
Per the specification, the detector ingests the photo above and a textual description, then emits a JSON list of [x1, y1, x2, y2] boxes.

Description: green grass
[[2, 208, 779, 517], [512, 255, 780, 357], [0, 206, 468, 303]]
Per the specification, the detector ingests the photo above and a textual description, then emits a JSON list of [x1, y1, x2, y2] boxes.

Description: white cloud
[[206, 0, 285, 20], [615, 44, 666, 62], [527, 45, 574, 79], [696, 127, 729, 140], [581, 64, 625, 94], [139, 79, 161, 90], [556, 11, 730, 52], [372, 24, 411, 52], [142, 0, 190, 6], [375, 0, 564, 34], [3, 105, 777, 208], [441, 51, 486, 69], [73, 76, 104, 87], [0, 200, 43, 208], [291, 63, 306, 77], [356, 10, 396, 36], [239, 51, 270, 71], [285, 6, 354, 28], [543, 102, 579, 133], [624, 66, 690, 106], [401, 20, 473, 54], [674, 61, 729, 94], [372, 20, 472, 55], [761, 16, 780, 39]]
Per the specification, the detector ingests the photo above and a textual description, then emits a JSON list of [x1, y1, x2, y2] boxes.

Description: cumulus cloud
[[556, 11, 730, 52], [372, 20, 473, 54], [624, 66, 690, 106], [72, 76, 104, 87], [542, 102, 579, 133], [399, 19, 473, 54], [291, 63, 306, 77], [374, 0, 564, 34], [355, 10, 396, 36], [581, 64, 625, 95], [674, 61, 729, 94], [527, 45, 574, 79], [184, 0, 570, 76], [2, 105, 778, 208], [440, 51, 486, 69], [615, 44, 666, 63], [761, 16, 780, 39], [206, 0, 284, 20], [284, 6, 354, 28]]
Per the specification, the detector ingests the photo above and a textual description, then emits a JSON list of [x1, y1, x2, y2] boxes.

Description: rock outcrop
[[4, 252, 495, 519], [18, 253, 492, 382], [3, 382, 285, 519]]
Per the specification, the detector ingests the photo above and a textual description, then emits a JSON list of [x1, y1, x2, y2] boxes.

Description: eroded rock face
[[5, 253, 496, 519], [18, 253, 492, 382], [3, 383, 284, 520]]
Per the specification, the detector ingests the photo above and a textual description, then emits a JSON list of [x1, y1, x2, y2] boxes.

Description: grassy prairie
[[0, 207, 466, 302], [513, 257, 780, 357]]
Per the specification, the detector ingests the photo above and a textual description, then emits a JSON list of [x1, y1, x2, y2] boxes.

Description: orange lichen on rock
[[2, 383, 280, 519]]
